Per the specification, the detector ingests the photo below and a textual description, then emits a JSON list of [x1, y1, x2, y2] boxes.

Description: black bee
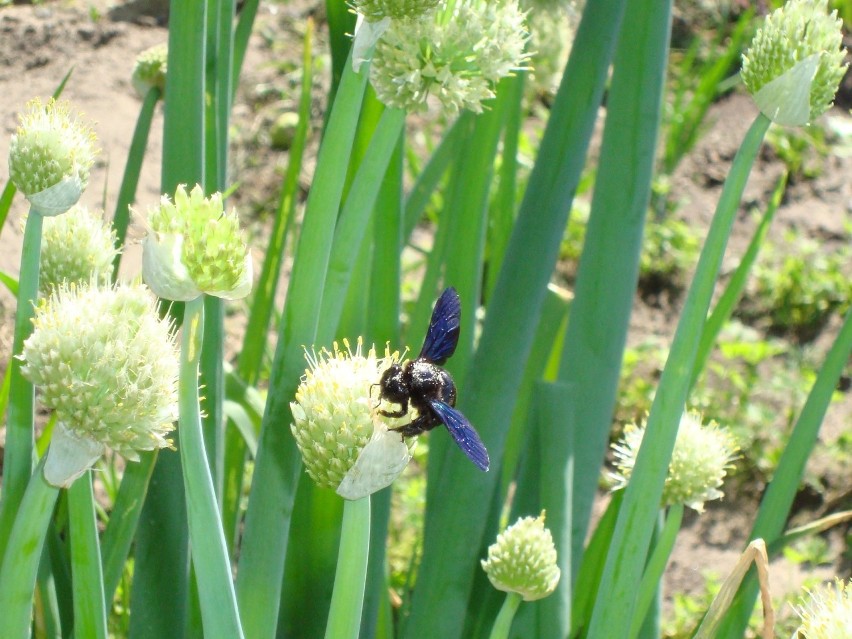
[[378, 287, 490, 471]]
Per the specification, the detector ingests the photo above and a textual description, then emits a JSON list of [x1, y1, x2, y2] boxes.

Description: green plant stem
[[628, 504, 683, 639], [179, 296, 245, 639], [112, 86, 160, 279], [0, 458, 60, 639], [488, 593, 522, 639], [0, 209, 44, 567], [68, 471, 108, 639], [586, 113, 771, 639], [324, 497, 371, 639]]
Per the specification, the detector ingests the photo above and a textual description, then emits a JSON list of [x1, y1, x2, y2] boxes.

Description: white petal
[[44, 422, 105, 488], [754, 54, 820, 127], [207, 250, 253, 300], [27, 176, 84, 217], [337, 423, 411, 500], [142, 233, 202, 301], [352, 15, 390, 73]]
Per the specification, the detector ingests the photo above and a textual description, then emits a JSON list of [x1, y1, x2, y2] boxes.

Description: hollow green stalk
[[0, 210, 44, 566], [324, 497, 371, 639], [0, 457, 60, 639], [586, 113, 772, 639], [179, 296, 245, 639], [68, 471, 108, 639], [488, 592, 522, 639]]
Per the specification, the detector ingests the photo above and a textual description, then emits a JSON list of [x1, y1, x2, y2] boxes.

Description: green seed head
[[22, 282, 179, 485], [353, 0, 440, 21], [290, 340, 411, 492], [8, 98, 97, 208], [143, 184, 252, 301], [37, 205, 118, 296], [132, 43, 168, 97], [481, 511, 560, 601], [370, 0, 530, 115], [609, 411, 739, 513], [795, 578, 852, 639], [741, 0, 847, 125]]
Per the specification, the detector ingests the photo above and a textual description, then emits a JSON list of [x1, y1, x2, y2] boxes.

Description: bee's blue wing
[[419, 287, 461, 365], [429, 399, 489, 472]]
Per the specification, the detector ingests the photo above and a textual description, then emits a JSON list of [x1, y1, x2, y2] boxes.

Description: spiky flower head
[[36, 204, 118, 296], [481, 511, 560, 601], [142, 184, 252, 301], [523, 1, 580, 96], [21, 282, 179, 487], [609, 411, 739, 513], [290, 339, 413, 499], [795, 578, 852, 639], [132, 43, 168, 97], [8, 98, 97, 215], [741, 0, 847, 126], [370, 0, 530, 115], [353, 0, 439, 21]]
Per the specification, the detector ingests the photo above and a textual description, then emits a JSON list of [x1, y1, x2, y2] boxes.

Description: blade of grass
[[68, 472, 108, 639], [100, 451, 157, 607], [562, 0, 671, 585], [586, 113, 772, 639], [0, 458, 60, 639], [324, 497, 371, 639], [400, 2, 628, 636], [718, 305, 852, 636], [235, 48, 371, 639], [232, 0, 259, 102], [0, 182, 15, 235]]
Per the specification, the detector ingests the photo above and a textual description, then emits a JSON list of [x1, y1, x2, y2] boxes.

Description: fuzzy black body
[[377, 287, 490, 471]]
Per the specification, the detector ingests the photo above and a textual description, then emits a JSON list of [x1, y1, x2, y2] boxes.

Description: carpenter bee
[[378, 287, 490, 471]]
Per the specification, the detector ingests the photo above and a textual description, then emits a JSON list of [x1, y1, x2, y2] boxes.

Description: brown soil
[[0, 1, 849, 634]]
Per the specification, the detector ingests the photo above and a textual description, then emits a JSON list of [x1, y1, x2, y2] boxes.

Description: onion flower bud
[[353, 0, 439, 21], [741, 0, 847, 126], [370, 0, 530, 115], [21, 282, 179, 487], [37, 204, 118, 296], [142, 184, 252, 301], [8, 98, 97, 216], [132, 43, 168, 97], [795, 578, 852, 639], [481, 511, 561, 601], [290, 339, 414, 500], [609, 411, 739, 513]]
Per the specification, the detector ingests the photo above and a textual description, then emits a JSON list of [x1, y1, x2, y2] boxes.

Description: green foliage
[[765, 124, 830, 181]]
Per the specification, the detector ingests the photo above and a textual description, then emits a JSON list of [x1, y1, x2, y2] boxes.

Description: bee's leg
[[378, 397, 408, 419], [391, 413, 432, 438]]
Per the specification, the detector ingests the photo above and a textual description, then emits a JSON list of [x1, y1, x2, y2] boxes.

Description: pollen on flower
[[9, 98, 97, 200], [481, 511, 560, 601], [370, 0, 530, 115], [290, 338, 412, 492], [795, 578, 852, 639], [609, 411, 739, 513], [21, 282, 179, 485]]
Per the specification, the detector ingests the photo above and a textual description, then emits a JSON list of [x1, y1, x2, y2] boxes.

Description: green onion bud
[[142, 184, 252, 301], [609, 411, 739, 513], [37, 204, 118, 296], [741, 0, 847, 126], [795, 578, 852, 639], [370, 0, 530, 115], [290, 339, 413, 499], [481, 511, 560, 601], [8, 98, 98, 215], [353, 0, 439, 21], [132, 43, 168, 98], [21, 282, 179, 487]]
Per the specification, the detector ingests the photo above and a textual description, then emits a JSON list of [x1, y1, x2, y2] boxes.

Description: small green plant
[[639, 217, 702, 299], [765, 124, 830, 181]]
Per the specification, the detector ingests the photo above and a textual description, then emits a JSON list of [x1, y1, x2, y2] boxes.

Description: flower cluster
[[481, 511, 560, 601], [37, 204, 118, 295], [142, 184, 252, 301], [132, 43, 168, 97], [795, 578, 852, 639], [8, 98, 97, 213], [370, 0, 529, 115], [609, 411, 738, 513], [741, 0, 847, 126], [353, 0, 439, 22], [290, 340, 413, 498], [22, 283, 179, 486]]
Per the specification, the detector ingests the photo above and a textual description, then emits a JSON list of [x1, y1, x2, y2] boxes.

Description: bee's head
[[377, 363, 406, 402]]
